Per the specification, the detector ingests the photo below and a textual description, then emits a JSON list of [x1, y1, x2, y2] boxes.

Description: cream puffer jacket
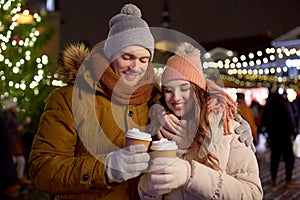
[[138, 113, 263, 199]]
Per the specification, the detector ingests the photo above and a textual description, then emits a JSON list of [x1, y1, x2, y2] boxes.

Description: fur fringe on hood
[[58, 42, 91, 84]]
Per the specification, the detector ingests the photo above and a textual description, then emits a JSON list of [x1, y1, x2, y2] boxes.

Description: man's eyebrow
[[119, 51, 131, 55], [120, 52, 150, 59]]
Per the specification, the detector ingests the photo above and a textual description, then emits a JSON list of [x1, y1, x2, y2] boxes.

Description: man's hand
[[235, 114, 256, 152], [106, 144, 150, 183]]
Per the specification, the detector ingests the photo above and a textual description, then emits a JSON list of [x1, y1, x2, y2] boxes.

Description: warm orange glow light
[[15, 11, 34, 24]]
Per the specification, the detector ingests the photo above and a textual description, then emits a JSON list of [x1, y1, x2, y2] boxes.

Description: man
[[261, 87, 300, 188], [29, 4, 159, 199]]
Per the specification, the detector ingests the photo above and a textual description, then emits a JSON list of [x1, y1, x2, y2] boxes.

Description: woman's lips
[[173, 102, 183, 110]]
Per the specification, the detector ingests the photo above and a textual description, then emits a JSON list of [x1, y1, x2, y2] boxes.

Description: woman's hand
[[149, 157, 191, 193]]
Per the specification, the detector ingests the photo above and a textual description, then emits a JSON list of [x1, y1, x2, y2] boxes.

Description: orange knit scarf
[[206, 79, 237, 135], [97, 62, 154, 105]]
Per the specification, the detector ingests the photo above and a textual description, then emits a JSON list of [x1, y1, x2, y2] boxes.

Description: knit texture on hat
[[104, 4, 154, 61], [162, 42, 206, 90]]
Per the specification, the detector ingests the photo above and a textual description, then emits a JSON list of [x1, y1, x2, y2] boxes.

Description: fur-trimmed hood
[[58, 42, 91, 84]]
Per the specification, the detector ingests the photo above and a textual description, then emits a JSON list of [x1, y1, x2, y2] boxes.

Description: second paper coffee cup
[[126, 128, 152, 152], [150, 138, 178, 159]]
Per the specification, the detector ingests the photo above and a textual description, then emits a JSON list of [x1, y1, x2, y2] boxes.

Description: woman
[[138, 42, 263, 199]]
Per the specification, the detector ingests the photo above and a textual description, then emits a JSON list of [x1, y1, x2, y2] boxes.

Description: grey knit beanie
[[104, 4, 154, 61]]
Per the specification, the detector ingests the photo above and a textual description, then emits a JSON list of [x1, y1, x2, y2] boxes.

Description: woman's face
[[163, 79, 195, 118], [111, 46, 151, 87]]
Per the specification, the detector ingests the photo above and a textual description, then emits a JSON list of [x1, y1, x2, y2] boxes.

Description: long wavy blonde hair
[[184, 83, 221, 171]]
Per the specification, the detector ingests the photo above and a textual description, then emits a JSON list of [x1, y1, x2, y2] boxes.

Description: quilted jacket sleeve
[[185, 133, 263, 199], [28, 86, 110, 195]]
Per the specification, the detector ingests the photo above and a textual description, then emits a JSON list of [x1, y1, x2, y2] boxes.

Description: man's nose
[[129, 59, 139, 69]]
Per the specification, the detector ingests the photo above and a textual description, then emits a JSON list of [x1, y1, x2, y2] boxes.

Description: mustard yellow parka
[[29, 43, 160, 200]]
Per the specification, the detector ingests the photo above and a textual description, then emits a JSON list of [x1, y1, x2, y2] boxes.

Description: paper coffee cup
[[126, 128, 152, 152], [149, 138, 178, 195], [150, 138, 178, 159]]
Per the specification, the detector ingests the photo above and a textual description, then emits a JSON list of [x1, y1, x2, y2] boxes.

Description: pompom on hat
[[104, 4, 154, 61]]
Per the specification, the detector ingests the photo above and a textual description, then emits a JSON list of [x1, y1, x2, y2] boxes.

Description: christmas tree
[[0, 0, 54, 131]]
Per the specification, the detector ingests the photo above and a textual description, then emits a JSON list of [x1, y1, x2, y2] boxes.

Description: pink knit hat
[[161, 42, 237, 135], [162, 43, 206, 90]]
